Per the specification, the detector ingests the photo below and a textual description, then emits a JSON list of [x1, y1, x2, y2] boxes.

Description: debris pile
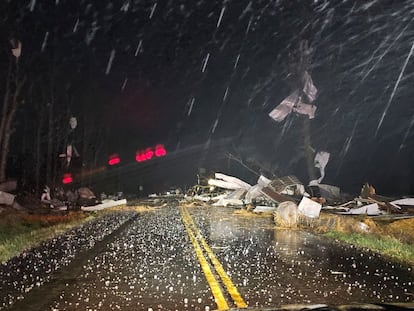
[[0, 183, 128, 214], [183, 172, 414, 222]]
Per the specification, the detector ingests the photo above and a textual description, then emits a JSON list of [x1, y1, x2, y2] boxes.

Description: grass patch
[[324, 230, 414, 265], [0, 212, 95, 264]]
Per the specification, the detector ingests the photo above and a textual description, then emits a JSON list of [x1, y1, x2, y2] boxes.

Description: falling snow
[[149, 3, 157, 19], [41, 32, 49, 52], [105, 49, 116, 75], [187, 97, 195, 116], [376, 40, 414, 136], [135, 39, 143, 56], [201, 53, 210, 73], [13, 0, 411, 185], [29, 0, 36, 12], [0, 14, 413, 311]]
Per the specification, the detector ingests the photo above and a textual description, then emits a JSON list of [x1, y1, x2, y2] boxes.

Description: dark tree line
[[0, 26, 108, 195]]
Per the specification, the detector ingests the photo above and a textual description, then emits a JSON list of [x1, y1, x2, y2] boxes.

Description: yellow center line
[[180, 207, 229, 310], [181, 207, 248, 309]]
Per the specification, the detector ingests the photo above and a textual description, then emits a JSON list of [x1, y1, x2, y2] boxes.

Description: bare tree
[[0, 40, 26, 183]]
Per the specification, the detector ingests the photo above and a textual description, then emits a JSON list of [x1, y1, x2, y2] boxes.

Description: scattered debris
[[269, 90, 316, 122], [260, 176, 303, 204], [245, 175, 272, 204], [274, 201, 298, 226], [253, 205, 276, 213], [212, 189, 246, 207], [77, 187, 98, 206], [307, 183, 344, 205], [269, 71, 318, 122], [309, 151, 330, 184], [0, 191, 15, 206], [319, 183, 414, 216], [183, 171, 413, 221], [391, 198, 414, 206], [298, 196, 322, 218], [10, 39, 22, 58], [81, 199, 127, 211], [208, 172, 251, 190], [40, 185, 51, 202]]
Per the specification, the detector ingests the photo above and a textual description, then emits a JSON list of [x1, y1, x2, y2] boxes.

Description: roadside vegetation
[[0, 204, 149, 264], [0, 211, 95, 263], [274, 212, 414, 266], [324, 230, 414, 265]]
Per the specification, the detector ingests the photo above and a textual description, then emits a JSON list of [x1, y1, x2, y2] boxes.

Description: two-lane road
[[7, 205, 413, 310]]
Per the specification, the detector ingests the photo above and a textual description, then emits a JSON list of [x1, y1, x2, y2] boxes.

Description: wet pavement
[[1, 205, 413, 310]]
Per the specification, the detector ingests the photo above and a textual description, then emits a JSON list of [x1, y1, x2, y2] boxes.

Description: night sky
[[1, 0, 413, 195]]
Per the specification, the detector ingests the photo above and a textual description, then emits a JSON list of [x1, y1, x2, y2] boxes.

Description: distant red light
[[145, 148, 154, 160], [136, 145, 166, 163], [62, 173, 73, 184], [155, 144, 166, 157], [135, 152, 145, 162], [108, 154, 121, 166]]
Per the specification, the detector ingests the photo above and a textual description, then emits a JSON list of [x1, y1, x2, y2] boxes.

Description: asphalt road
[[5, 205, 414, 310]]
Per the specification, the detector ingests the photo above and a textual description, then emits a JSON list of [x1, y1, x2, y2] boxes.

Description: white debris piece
[[0, 191, 15, 205], [390, 198, 414, 206], [253, 205, 276, 213], [193, 194, 211, 202], [212, 189, 245, 207], [298, 196, 322, 218], [209, 193, 227, 202], [245, 174, 272, 203], [338, 203, 386, 215], [81, 199, 127, 211], [69, 117, 77, 129], [208, 179, 240, 190], [214, 173, 251, 190], [59, 144, 79, 167], [269, 91, 298, 122], [293, 102, 316, 119], [10, 40, 22, 58], [280, 183, 305, 196], [276, 201, 298, 225], [244, 184, 262, 203], [257, 175, 272, 187], [309, 151, 330, 184], [269, 90, 317, 122], [302, 71, 318, 102], [41, 186, 51, 202]]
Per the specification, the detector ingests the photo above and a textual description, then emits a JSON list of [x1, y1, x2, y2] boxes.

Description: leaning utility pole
[[290, 40, 316, 182]]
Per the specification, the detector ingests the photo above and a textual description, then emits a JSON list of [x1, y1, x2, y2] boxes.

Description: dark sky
[[1, 0, 414, 195]]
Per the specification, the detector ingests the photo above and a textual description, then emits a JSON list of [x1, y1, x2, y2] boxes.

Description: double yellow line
[[180, 207, 247, 310]]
